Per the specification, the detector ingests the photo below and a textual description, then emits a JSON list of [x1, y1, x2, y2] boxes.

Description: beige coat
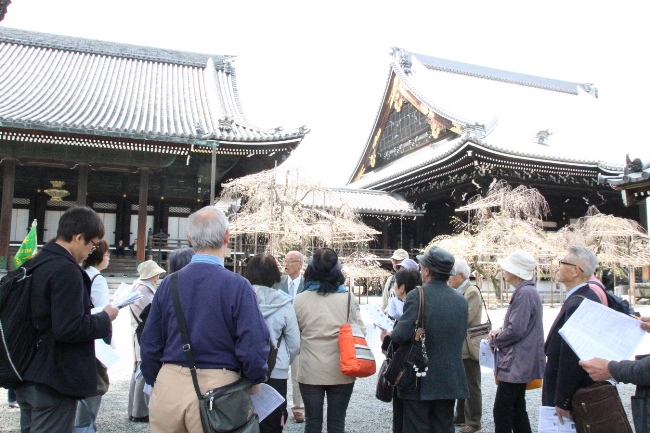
[[294, 290, 365, 385], [461, 283, 484, 359], [129, 279, 155, 362]]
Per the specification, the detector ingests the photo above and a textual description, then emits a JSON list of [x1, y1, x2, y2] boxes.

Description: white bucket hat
[[137, 260, 166, 280], [497, 250, 536, 280], [390, 249, 409, 261]]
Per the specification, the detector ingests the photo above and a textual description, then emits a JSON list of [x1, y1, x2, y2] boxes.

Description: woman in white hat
[[489, 250, 545, 433], [128, 260, 166, 423]]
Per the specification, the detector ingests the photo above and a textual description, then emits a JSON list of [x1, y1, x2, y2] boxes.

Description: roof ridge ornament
[[218, 116, 234, 131], [390, 46, 412, 74], [462, 123, 487, 141], [535, 130, 552, 146], [579, 83, 599, 99]]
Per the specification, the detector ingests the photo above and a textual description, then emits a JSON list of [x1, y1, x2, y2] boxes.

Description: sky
[[2, 0, 649, 186]]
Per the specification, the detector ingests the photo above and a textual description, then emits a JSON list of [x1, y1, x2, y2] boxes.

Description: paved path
[[2, 297, 648, 432]]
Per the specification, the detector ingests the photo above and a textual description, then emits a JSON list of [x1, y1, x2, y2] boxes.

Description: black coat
[[23, 242, 111, 398], [542, 284, 600, 410]]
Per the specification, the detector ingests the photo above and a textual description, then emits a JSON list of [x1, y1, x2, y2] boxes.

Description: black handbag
[[572, 381, 632, 433], [383, 286, 428, 392], [169, 272, 260, 433], [375, 359, 393, 402]]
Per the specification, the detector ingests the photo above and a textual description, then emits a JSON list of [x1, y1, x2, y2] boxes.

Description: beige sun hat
[[390, 249, 409, 261], [497, 250, 536, 280], [137, 260, 166, 280]]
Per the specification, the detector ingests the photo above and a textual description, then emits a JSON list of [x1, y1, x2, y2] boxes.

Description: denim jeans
[[299, 382, 354, 433]]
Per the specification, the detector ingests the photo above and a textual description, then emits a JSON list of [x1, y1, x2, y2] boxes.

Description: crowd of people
[[6, 204, 650, 433]]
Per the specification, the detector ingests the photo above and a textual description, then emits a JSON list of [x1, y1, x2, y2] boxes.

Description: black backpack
[[131, 303, 151, 345], [592, 280, 639, 317], [0, 257, 54, 389]]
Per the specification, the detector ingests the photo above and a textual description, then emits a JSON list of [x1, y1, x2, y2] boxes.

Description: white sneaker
[[8, 401, 19, 408]]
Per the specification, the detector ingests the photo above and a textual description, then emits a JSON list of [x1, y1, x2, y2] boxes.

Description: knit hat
[[497, 250, 536, 280], [137, 260, 166, 280]]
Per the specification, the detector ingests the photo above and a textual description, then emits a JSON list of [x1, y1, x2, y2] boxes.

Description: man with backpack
[[14, 206, 119, 432]]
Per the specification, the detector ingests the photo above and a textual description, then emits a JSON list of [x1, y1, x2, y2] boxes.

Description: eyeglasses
[[89, 239, 98, 251], [558, 260, 584, 273]]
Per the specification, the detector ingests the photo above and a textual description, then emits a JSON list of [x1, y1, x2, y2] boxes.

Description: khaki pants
[[150, 363, 240, 433]]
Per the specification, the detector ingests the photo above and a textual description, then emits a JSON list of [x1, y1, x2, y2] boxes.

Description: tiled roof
[[600, 155, 650, 187], [348, 48, 616, 186], [304, 188, 422, 216], [0, 27, 308, 149], [349, 137, 623, 191]]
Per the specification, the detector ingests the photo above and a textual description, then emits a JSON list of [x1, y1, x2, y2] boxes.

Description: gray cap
[[416, 246, 456, 276]]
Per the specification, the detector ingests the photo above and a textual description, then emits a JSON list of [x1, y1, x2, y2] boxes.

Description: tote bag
[[339, 290, 376, 378]]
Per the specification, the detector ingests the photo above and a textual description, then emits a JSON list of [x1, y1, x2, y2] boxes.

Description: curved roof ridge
[[410, 51, 588, 95], [0, 26, 228, 68]]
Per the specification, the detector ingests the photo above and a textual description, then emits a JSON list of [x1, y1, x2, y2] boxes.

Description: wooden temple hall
[[347, 47, 642, 251], [0, 27, 309, 269]]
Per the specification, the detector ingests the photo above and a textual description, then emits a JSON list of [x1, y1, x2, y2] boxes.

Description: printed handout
[[538, 406, 577, 432], [559, 298, 646, 361], [364, 304, 394, 333]]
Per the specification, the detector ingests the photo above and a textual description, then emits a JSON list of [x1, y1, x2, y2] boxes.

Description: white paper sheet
[[538, 406, 577, 432], [250, 383, 285, 421], [110, 282, 132, 303], [111, 291, 143, 309], [95, 339, 120, 369], [364, 304, 394, 333], [479, 339, 495, 369], [558, 298, 646, 361]]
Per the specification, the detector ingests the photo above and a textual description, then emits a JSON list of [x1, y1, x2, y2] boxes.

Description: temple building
[[346, 47, 639, 251], [0, 27, 308, 268]]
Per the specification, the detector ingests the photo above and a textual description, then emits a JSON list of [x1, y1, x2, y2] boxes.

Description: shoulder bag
[[169, 272, 260, 433], [383, 286, 428, 392], [466, 285, 492, 362], [572, 381, 633, 433], [339, 290, 376, 377], [375, 359, 393, 402]]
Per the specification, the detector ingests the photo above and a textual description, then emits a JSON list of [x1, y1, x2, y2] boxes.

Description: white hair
[[452, 259, 471, 279], [187, 207, 229, 250]]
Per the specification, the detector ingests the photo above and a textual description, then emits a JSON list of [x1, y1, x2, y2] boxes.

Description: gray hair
[[566, 245, 598, 277], [286, 250, 304, 263], [452, 259, 471, 279], [187, 207, 229, 251]]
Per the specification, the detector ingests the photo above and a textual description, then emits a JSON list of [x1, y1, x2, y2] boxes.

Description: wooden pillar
[[137, 168, 150, 262], [34, 195, 47, 243], [0, 158, 17, 269], [381, 221, 389, 251], [76, 163, 90, 206]]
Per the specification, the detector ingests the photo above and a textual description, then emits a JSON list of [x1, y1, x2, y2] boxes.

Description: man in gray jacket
[[581, 317, 650, 433], [391, 246, 468, 433]]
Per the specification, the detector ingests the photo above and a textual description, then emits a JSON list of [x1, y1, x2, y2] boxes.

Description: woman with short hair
[[245, 254, 300, 433]]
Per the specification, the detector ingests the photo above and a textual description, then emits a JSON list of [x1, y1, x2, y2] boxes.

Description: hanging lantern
[[44, 180, 70, 202]]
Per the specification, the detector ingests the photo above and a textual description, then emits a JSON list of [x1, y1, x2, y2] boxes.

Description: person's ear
[[224, 229, 230, 247]]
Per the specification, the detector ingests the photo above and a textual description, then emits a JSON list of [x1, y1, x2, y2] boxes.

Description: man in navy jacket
[[543, 245, 602, 424], [16, 206, 119, 433], [141, 206, 270, 433]]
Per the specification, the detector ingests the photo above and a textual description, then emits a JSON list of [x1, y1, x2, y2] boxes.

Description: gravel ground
[[2, 298, 648, 433]]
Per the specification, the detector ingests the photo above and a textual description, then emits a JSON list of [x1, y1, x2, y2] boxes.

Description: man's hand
[[555, 407, 572, 424], [640, 317, 650, 333], [488, 327, 501, 342], [250, 384, 261, 395], [579, 358, 612, 381], [103, 304, 119, 321], [380, 330, 391, 341]]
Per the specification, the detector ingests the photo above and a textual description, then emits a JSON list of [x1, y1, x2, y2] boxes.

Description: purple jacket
[[491, 280, 545, 383], [140, 262, 270, 385]]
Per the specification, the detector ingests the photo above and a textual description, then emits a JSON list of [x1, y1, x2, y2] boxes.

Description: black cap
[[416, 246, 455, 276]]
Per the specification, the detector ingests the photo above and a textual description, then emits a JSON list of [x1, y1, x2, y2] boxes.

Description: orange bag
[[339, 291, 376, 378]]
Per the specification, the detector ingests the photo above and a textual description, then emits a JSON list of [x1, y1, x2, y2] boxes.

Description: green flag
[[13, 220, 38, 268]]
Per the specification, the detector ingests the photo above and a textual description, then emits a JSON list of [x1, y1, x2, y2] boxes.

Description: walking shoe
[[458, 426, 482, 433], [292, 412, 305, 423], [129, 416, 149, 422], [8, 401, 19, 408]]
